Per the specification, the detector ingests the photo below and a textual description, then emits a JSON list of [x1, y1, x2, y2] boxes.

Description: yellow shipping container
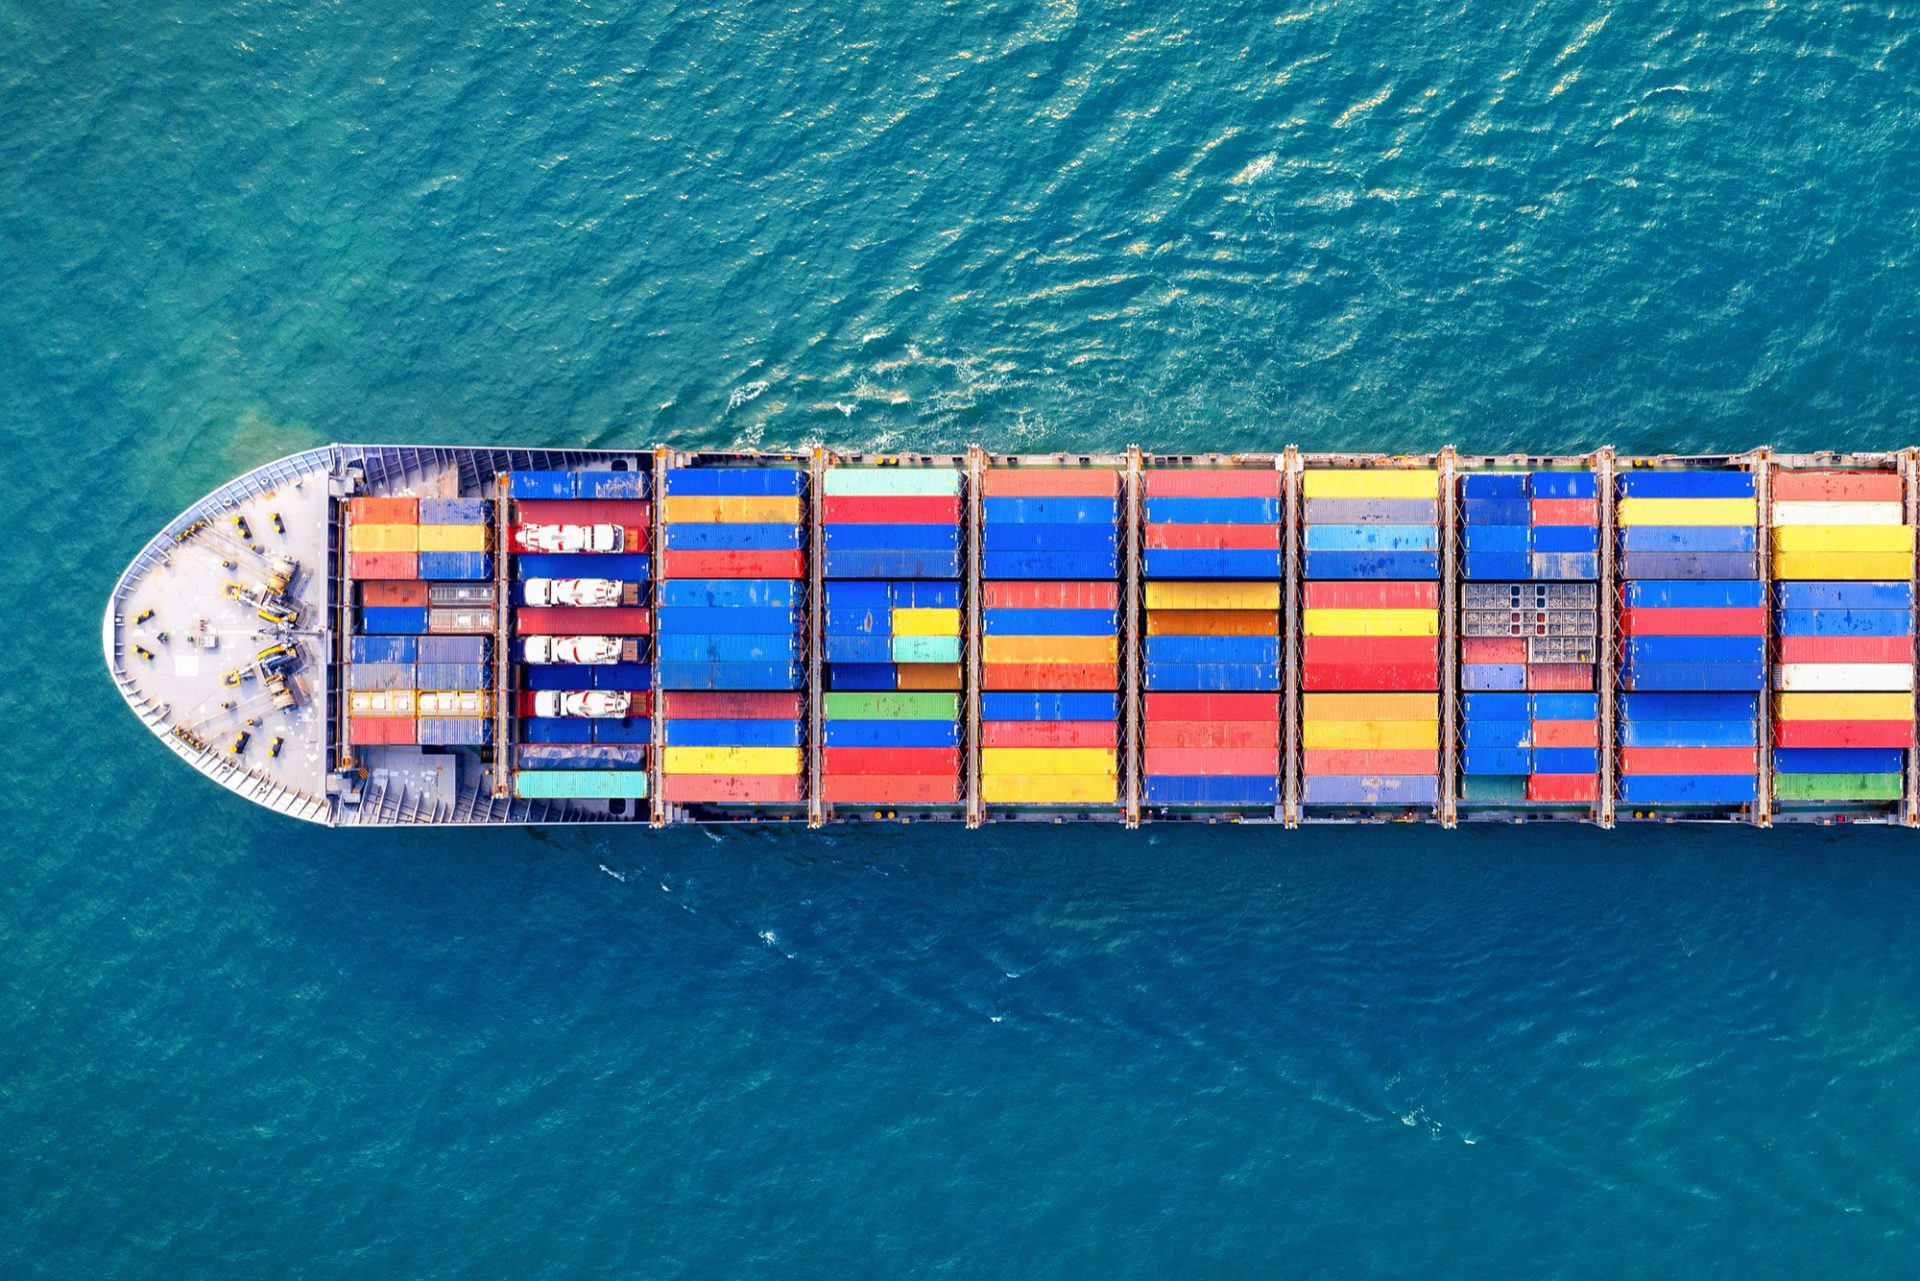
[[982, 634, 1117, 665], [982, 747, 1118, 777], [982, 774, 1118, 805], [1301, 608, 1437, 637], [893, 607, 960, 636], [1145, 610, 1279, 637], [1300, 469, 1439, 499], [348, 523, 419, 553], [1772, 551, 1917, 581], [1302, 692, 1439, 721], [1774, 692, 1913, 722], [662, 745, 801, 774], [417, 523, 490, 553], [659, 494, 803, 524], [1773, 524, 1913, 554], [1144, 581, 1280, 611], [1616, 497, 1757, 526], [1302, 718, 1440, 750]]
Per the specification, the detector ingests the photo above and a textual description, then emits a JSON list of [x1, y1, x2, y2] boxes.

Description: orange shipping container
[[982, 662, 1118, 691], [982, 468, 1119, 498], [895, 663, 964, 691], [1770, 471, 1902, 503], [1302, 749, 1439, 775], [348, 496, 418, 523], [1145, 610, 1278, 637]]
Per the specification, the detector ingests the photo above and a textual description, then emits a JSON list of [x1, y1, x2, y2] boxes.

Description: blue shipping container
[[579, 470, 648, 499], [983, 551, 1119, 579], [1532, 747, 1599, 774], [655, 606, 801, 634], [360, 607, 430, 635], [665, 718, 803, 747], [986, 497, 1122, 523], [523, 717, 595, 744], [592, 718, 652, 744], [983, 522, 1116, 551], [1143, 549, 1286, 579], [1620, 525, 1755, 553], [518, 743, 648, 769], [1619, 551, 1759, 580], [509, 471, 577, 499], [664, 522, 803, 552], [1144, 636, 1280, 665], [1143, 497, 1281, 524], [1464, 747, 1531, 775], [824, 720, 961, 748], [419, 497, 493, 524], [1304, 775, 1439, 805], [1303, 551, 1440, 581], [656, 634, 801, 662], [982, 692, 1117, 722], [1530, 472, 1597, 499], [417, 551, 493, 580], [1776, 609, 1912, 638], [1460, 474, 1527, 499], [1625, 580, 1765, 609], [1462, 664, 1527, 690], [1775, 581, 1914, 610], [1620, 775, 1758, 804], [1304, 524, 1439, 552], [655, 580, 803, 609], [1617, 472, 1755, 498], [823, 550, 962, 579], [827, 664, 898, 691], [653, 661, 805, 691], [1142, 663, 1283, 692], [823, 523, 959, 551], [418, 636, 490, 663], [1619, 661, 1766, 691], [590, 663, 652, 691], [350, 636, 417, 664], [1145, 776, 1279, 805], [982, 608, 1118, 635], [1774, 748, 1904, 774], [663, 467, 806, 497]]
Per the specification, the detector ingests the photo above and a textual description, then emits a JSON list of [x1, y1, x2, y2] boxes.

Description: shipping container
[[663, 467, 807, 497]]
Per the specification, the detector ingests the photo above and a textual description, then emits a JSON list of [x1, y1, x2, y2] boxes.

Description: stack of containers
[[510, 469, 652, 799], [1140, 467, 1283, 807], [345, 640, 416, 746], [347, 497, 418, 579], [657, 466, 806, 805], [1770, 469, 1916, 803], [1458, 471, 1602, 804], [1300, 469, 1440, 806], [416, 498, 494, 580], [1616, 470, 1763, 808], [980, 467, 1120, 805], [820, 465, 964, 805]]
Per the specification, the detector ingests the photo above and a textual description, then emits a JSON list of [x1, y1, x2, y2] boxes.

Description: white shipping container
[[350, 690, 417, 716], [1771, 662, 1915, 692], [418, 690, 491, 718], [1771, 501, 1905, 527]]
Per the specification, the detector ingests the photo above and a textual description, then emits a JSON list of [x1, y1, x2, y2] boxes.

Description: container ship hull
[[103, 444, 1920, 830]]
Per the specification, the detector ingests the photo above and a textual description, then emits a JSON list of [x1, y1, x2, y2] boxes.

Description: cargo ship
[[101, 444, 1920, 829]]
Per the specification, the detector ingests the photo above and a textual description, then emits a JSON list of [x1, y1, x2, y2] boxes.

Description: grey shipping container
[[416, 662, 488, 691], [1462, 610, 1598, 638], [428, 582, 496, 606], [1302, 498, 1438, 525], [346, 662, 416, 691], [429, 607, 493, 634], [517, 744, 648, 769], [1526, 636, 1598, 663], [419, 497, 493, 525], [1462, 582, 1598, 609]]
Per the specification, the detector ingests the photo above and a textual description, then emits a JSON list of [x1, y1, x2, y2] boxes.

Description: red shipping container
[[348, 715, 416, 746], [1527, 774, 1598, 803], [362, 580, 431, 607], [983, 581, 1119, 610], [1532, 719, 1599, 748], [981, 721, 1117, 748], [516, 606, 651, 636], [1773, 720, 1913, 749], [821, 495, 961, 524], [1143, 747, 1278, 776], [351, 551, 418, 580], [1302, 636, 1437, 667], [625, 526, 649, 554], [823, 775, 962, 805], [1302, 749, 1438, 776], [1622, 606, 1766, 636], [1529, 498, 1598, 526], [664, 690, 803, 719], [1143, 692, 1280, 721], [1300, 663, 1438, 692], [1145, 523, 1281, 550], [1143, 720, 1280, 749], [662, 549, 804, 579], [1462, 637, 1528, 664], [1777, 635, 1913, 664], [662, 774, 804, 804], [1303, 581, 1438, 610], [824, 747, 957, 777], [983, 662, 1117, 691], [1527, 664, 1593, 691], [513, 499, 652, 526], [1771, 471, 1901, 503], [1621, 747, 1756, 775], [348, 497, 418, 523], [982, 468, 1119, 498], [1143, 470, 1284, 498]]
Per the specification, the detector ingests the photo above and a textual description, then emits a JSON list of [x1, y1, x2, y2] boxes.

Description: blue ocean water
[[4, 1, 1919, 1275]]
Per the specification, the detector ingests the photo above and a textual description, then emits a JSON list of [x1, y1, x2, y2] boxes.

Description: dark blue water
[[5, 2, 1919, 1275]]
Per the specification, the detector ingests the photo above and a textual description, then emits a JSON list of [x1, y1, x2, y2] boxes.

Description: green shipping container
[[1460, 774, 1529, 802], [822, 466, 962, 498], [515, 770, 650, 800], [822, 691, 959, 721], [1774, 772, 1902, 802], [892, 634, 962, 664]]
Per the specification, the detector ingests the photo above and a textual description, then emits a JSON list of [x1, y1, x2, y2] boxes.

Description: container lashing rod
[[1907, 448, 1920, 827], [964, 446, 985, 829], [1123, 444, 1143, 829], [1280, 447, 1302, 828], [807, 447, 828, 828], [1594, 447, 1618, 828], [1437, 445, 1459, 829], [335, 498, 356, 773], [491, 471, 513, 800], [1752, 448, 1773, 827], [649, 449, 672, 827]]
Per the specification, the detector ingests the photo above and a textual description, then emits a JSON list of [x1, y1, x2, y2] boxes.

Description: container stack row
[[1300, 469, 1441, 807], [346, 495, 499, 749], [508, 469, 652, 801], [820, 466, 964, 806], [1770, 469, 1916, 804], [1458, 471, 1601, 805], [980, 468, 1121, 805], [657, 466, 807, 806], [1140, 468, 1284, 808], [1616, 470, 1762, 807]]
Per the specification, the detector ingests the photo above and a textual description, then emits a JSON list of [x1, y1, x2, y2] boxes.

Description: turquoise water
[[5, 2, 1920, 1275]]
